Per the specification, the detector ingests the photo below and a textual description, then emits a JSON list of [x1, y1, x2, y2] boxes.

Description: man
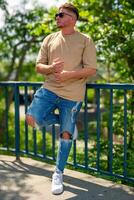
[[26, 3, 97, 195]]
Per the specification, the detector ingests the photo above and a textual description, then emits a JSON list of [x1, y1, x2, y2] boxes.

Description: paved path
[[0, 155, 134, 200]]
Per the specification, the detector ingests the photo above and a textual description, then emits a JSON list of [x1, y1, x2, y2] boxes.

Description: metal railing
[[0, 81, 134, 183]]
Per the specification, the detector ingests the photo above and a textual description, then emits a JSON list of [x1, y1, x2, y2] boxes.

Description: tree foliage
[[0, 0, 134, 82], [71, 0, 134, 83], [0, 0, 57, 81]]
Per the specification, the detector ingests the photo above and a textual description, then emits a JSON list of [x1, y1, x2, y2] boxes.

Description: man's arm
[[69, 67, 97, 79], [36, 63, 53, 75], [36, 58, 64, 75], [54, 67, 97, 83]]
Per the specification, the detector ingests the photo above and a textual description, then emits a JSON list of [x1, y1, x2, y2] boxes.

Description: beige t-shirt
[[36, 31, 97, 101]]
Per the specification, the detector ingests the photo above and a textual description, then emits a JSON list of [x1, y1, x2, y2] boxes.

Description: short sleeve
[[36, 36, 49, 65], [83, 37, 97, 69]]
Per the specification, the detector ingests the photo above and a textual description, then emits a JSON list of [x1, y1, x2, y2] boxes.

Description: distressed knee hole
[[26, 115, 36, 128], [61, 131, 72, 140]]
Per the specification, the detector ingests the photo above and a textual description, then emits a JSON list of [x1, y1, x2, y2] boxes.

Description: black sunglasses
[[55, 12, 73, 19]]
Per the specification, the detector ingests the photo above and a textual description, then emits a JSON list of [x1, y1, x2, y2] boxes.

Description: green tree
[[0, 0, 57, 140], [0, 7, 48, 81], [0, 0, 8, 12], [71, 0, 134, 83]]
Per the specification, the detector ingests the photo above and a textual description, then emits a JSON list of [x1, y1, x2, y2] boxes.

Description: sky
[[6, 0, 67, 10], [0, 0, 67, 27]]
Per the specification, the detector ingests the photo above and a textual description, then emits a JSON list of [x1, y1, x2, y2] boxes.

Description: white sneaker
[[51, 171, 63, 195], [73, 125, 78, 140]]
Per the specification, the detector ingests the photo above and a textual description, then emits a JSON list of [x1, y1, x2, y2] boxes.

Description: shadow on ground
[[0, 156, 134, 200]]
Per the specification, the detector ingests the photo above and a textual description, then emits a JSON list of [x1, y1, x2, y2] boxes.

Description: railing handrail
[[0, 81, 134, 87], [0, 81, 134, 89]]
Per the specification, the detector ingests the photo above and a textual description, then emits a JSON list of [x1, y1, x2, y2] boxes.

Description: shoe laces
[[53, 173, 62, 185]]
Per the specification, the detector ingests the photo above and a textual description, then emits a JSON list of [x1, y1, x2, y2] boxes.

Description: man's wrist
[[49, 64, 54, 74]]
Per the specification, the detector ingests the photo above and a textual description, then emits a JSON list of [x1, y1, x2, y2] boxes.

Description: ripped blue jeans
[[26, 87, 82, 172]]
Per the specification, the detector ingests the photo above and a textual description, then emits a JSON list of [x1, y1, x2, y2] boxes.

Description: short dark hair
[[59, 3, 79, 20]]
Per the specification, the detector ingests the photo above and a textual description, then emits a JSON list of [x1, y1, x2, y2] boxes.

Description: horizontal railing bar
[[68, 163, 134, 183], [15, 150, 56, 161], [0, 81, 43, 87], [0, 82, 134, 90], [87, 83, 134, 90]]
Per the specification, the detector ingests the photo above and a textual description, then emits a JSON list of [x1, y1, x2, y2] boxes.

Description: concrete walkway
[[0, 155, 134, 200]]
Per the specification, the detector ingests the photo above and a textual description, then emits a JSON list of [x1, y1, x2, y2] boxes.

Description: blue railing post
[[24, 85, 28, 154], [73, 140, 77, 167], [108, 89, 113, 174], [52, 125, 56, 161], [42, 127, 46, 158], [84, 87, 88, 169], [14, 84, 20, 160], [5, 86, 9, 149], [123, 89, 127, 178], [96, 88, 101, 172]]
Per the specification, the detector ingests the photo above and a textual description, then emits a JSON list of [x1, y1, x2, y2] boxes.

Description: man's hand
[[52, 58, 68, 83], [51, 58, 64, 73], [54, 70, 70, 83], [36, 58, 64, 75]]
